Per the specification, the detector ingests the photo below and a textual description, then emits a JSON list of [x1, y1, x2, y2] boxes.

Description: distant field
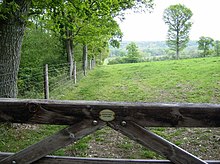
[[57, 56, 220, 104], [1, 57, 220, 160]]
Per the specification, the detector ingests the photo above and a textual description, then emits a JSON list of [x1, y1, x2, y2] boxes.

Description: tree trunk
[[0, 1, 30, 98], [82, 45, 88, 76], [66, 30, 74, 79], [176, 31, 179, 60], [176, 47, 179, 60]]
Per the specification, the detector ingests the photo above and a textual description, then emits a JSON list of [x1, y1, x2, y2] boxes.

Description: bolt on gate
[[0, 99, 219, 164]]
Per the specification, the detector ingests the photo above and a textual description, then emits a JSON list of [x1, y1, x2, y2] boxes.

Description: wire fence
[[16, 59, 95, 99]]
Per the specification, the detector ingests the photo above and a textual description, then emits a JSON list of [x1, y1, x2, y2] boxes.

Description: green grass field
[[54, 56, 220, 103], [1, 56, 220, 160]]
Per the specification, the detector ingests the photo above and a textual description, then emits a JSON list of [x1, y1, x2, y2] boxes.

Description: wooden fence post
[[90, 58, 95, 69], [44, 64, 49, 99], [93, 57, 96, 67], [89, 60, 92, 70], [83, 45, 88, 76], [73, 61, 77, 84]]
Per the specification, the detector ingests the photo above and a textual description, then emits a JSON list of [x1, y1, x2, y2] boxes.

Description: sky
[[117, 0, 220, 41]]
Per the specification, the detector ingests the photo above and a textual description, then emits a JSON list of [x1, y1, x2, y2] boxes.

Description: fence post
[[90, 57, 95, 69], [93, 57, 96, 68], [89, 59, 92, 70], [73, 61, 77, 84], [83, 45, 88, 76], [44, 64, 49, 99]]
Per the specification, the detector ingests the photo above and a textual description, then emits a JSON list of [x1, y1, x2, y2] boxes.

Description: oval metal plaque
[[99, 109, 115, 122]]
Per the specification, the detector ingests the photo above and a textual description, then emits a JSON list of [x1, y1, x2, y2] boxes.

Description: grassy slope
[[1, 57, 220, 159], [57, 57, 220, 103]]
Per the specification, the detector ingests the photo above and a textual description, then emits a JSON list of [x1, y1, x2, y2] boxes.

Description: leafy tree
[[18, 27, 66, 97], [197, 36, 214, 57], [125, 42, 141, 63], [214, 40, 220, 56], [0, 0, 154, 98], [163, 4, 193, 59], [21, 28, 64, 68], [110, 49, 126, 57]]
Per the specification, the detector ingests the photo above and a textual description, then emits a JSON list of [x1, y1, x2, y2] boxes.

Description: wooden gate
[[0, 99, 219, 164]]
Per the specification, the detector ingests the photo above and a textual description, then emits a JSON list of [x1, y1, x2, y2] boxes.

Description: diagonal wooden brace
[[108, 121, 208, 164], [0, 119, 106, 164]]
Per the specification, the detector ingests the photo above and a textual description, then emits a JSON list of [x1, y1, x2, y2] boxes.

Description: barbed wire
[[50, 79, 75, 97], [49, 76, 70, 90]]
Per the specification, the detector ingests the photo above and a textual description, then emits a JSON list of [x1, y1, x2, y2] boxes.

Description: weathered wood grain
[[0, 119, 106, 164], [0, 99, 220, 127], [0, 153, 219, 164], [109, 121, 208, 164]]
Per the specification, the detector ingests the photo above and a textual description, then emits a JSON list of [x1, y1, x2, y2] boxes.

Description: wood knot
[[28, 103, 38, 113]]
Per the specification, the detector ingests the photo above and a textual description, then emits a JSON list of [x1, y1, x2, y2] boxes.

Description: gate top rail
[[0, 98, 220, 127]]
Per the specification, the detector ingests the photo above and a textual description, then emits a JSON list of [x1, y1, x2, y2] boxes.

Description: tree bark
[[176, 46, 179, 60], [66, 30, 74, 79], [176, 30, 180, 60], [82, 44, 88, 76], [0, 1, 30, 98]]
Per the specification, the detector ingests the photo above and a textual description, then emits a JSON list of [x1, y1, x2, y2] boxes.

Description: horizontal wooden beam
[[0, 153, 219, 164], [0, 98, 220, 127]]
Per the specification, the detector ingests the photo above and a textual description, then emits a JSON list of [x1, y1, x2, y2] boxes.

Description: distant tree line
[[108, 39, 220, 65]]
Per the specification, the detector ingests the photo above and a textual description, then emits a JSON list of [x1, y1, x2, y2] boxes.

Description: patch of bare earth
[[66, 127, 220, 160], [165, 128, 220, 160]]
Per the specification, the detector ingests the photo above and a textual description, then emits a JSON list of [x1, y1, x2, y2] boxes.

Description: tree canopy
[[197, 36, 214, 57], [126, 42, 141, 63], [163, 4, 193, 59], [214, 40, 220, 56]]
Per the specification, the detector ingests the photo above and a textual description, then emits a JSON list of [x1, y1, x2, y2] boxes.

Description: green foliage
[[0, 1, 20, 20], [20, 28, 64, 68], [42, 0, 154, 63], [163, 4, 193, 59], [125, 42, 141, 63], [18, 28, 66, 97], [215, 40, 220, 56], [197, 36, 214, 57], [108, 42, 142, 64], [109, 41, 200, 64]]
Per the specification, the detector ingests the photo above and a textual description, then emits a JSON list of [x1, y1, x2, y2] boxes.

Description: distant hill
[[109, 41, 198, 58]]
